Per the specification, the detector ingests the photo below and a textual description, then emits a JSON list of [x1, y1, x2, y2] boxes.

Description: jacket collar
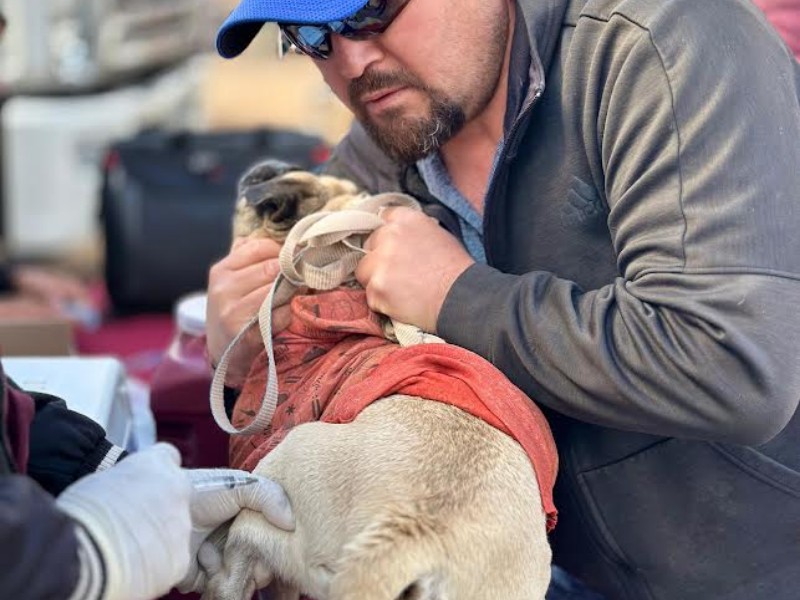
[[402, 0, 575, 200], [512, 0, 573, 114]]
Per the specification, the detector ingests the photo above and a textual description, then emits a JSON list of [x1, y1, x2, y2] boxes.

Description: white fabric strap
[[210, 193, 444, 436]]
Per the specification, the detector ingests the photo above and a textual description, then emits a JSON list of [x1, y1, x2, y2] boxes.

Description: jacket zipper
[[483, 84, 544, 266]]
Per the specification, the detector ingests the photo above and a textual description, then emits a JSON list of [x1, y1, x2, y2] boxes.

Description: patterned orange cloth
[[231, 288, 558, 530]]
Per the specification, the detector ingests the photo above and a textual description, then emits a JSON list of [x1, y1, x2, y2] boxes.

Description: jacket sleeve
[[23, 389, 127, 496], [4, 373, 129, 497], [438, 3, 800, 445], [0, 475, 83, 597]]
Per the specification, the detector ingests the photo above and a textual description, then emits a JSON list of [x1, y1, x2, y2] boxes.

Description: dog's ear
[[238, 159, 303, 197]]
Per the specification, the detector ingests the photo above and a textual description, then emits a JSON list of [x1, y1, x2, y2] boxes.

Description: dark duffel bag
[[101, 128, 330, 313]]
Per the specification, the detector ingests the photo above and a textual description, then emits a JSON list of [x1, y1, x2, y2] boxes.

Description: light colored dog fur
[[203, 161, 553, 600]]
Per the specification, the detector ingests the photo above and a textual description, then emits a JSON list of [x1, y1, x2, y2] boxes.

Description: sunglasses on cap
[[278, 0, 411, 60]]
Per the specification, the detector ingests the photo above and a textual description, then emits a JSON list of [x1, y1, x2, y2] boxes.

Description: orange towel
[[232, 288, 558, 530]]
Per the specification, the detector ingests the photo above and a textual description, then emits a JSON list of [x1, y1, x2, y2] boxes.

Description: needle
[[191, 473, 260, 493]]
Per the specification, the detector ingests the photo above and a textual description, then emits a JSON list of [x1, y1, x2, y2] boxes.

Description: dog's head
[[233, 159, 365, 242]]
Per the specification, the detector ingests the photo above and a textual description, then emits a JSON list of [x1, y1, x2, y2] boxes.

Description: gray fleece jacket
[[325, 0, 800, 598]]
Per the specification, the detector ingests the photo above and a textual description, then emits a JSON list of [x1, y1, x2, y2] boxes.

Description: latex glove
[[56, 443, 192, 600], [177, 468, 295, 594]]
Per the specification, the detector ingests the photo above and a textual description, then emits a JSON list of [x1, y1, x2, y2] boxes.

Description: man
[[208, 0, 800, 599]]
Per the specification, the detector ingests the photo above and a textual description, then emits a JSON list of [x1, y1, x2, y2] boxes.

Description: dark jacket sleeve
[[0, 475, 82, 597], [22, 389, 127, 496], [439, 3, 800, 445]]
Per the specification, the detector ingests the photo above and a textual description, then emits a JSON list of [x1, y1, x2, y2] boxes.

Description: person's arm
[[438, 5, 800, 445], [56, 444, 295, 599], [1, 445, 294, 600], [20, 387, 126, 495], [0, 475, 84, 598]]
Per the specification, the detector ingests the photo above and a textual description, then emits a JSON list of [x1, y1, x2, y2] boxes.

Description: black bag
[[101, 128, 330, 313]]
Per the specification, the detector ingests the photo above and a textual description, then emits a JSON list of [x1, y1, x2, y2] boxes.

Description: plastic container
[[149, 292, 229, 468]]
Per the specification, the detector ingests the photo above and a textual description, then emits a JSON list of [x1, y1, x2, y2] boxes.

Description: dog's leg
[[202, 510, 295, 600], [328, 507, 448, 600]]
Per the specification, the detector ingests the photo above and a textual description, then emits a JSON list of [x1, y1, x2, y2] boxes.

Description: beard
[[347, 7, 510, 166], [348, 70, 466, 165]]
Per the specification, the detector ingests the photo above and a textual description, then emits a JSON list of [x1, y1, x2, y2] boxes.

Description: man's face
[[312, 0, 512, 164]]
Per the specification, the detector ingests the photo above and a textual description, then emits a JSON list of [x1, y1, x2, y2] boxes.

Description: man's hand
[[355, 207, 475, 333], [206, 237, 291, 387], [177, 469, 294, 594]]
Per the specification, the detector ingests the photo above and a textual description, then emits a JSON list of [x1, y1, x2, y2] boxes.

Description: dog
[[202, 160, 556, 600]]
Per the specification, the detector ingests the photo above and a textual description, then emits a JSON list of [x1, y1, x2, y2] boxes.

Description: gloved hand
[[56, 443, 192, 600], [177, 468, 295, 594]]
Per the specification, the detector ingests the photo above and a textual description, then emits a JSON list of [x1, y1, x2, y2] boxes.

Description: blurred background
[[0, 0, 351, 273], [0, 0, 355, 500]]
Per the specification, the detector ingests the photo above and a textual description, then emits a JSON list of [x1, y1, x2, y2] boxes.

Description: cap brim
[[216, 0, 368, 58]]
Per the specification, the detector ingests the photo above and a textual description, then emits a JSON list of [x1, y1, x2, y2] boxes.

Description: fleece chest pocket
[[577, 438, 800, 600]]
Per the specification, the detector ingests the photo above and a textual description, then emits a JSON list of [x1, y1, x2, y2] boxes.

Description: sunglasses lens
[[279, 0, 409, 60], [344, 0, 408, 35], [281, 24, 332, 59]]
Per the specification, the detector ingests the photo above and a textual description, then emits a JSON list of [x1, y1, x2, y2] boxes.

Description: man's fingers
[[236, 258, 282, 290], [377, 205, 414, 222], [362, 229, 378, 253], [271, 304, 293, 335], [354, 249, 375, 286], [209, 259, 280, 305], [231, 236, 249, 251], [225, 238, 282, 269], [238, 282, 278, 316]]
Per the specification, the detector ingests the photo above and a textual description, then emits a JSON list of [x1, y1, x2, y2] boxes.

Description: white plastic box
[[1, 59, 205, 257], [3, 356, 134, 449]]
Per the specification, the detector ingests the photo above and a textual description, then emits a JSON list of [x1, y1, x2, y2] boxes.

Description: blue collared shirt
[[416, 152, 489, 264]]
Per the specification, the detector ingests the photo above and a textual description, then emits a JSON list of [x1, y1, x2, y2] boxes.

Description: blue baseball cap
[[217, 0, 368, 58]]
